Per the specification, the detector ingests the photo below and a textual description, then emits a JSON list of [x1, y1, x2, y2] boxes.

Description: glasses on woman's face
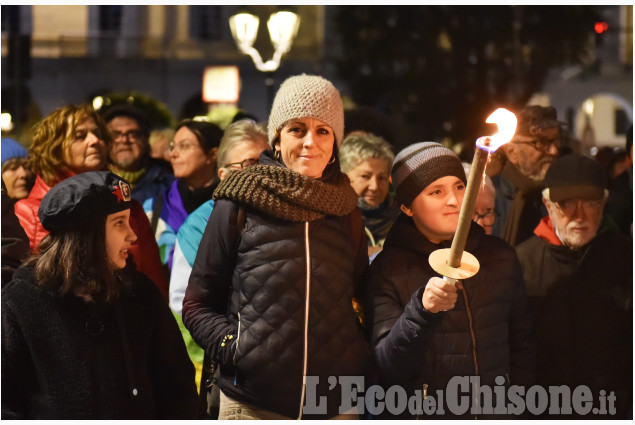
[[473, 209, 498, 226], [224, 158, 259, 170], [168, 140, 197, 153]]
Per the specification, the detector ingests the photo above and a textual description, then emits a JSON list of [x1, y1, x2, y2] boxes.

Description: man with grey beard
[[104, 105, 174, 205], [491, 105, 563, 246], [515, 153, 632, 419]]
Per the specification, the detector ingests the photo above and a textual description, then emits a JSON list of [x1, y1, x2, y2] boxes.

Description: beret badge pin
[[113, 181, 132, 203]]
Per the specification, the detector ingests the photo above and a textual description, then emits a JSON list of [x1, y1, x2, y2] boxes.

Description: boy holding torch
[[365, 142, 535, 419]]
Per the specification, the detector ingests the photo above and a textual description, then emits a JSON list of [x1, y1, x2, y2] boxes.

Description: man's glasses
[[224, 158, 259, 170], [555, 199, 603, 216], [472, 210, 498, 226], [111, 130, 144, 142], [514, 137, 561, 153]]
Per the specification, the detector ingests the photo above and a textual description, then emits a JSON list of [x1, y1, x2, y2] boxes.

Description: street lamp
[[229, 10, 300, 111]]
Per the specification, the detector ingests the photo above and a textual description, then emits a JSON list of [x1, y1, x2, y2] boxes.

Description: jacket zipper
[[233, 312, 241, 385], [234, 312, 241, 365], [297, 221, 311, 419], [461, 287, 479, 419]]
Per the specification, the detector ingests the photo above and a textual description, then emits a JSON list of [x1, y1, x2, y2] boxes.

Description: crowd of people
[[1, 74, 632, 420]]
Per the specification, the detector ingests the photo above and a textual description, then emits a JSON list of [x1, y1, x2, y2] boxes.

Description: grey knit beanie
[[392, 142, 467, 206], [268, 74, 345, 148]]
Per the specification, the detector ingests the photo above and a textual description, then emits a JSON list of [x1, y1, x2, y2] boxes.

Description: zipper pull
[[423, 383, 428, 400]]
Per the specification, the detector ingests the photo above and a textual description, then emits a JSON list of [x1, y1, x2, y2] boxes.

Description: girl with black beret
[[1, 171, 198, 419]]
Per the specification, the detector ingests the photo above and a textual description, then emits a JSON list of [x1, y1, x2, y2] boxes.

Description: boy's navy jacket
[[365, 215, 535, 418]]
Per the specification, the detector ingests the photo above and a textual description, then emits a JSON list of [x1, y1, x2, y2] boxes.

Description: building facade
[[1, 5, 333, 138], [2, 5, 632, 149]]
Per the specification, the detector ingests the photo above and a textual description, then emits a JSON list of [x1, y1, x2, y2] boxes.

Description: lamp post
[[229, 10, 300, 113]]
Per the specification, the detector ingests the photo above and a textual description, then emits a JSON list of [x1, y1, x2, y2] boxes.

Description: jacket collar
[[27, 175, 53, 201], [533, 216, 563, 246]]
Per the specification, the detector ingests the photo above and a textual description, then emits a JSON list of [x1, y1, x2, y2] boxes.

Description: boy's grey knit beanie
[[392, 142, 467, 206]]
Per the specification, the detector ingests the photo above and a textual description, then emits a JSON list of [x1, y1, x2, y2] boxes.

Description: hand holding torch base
[[429, 248, 480, 284]]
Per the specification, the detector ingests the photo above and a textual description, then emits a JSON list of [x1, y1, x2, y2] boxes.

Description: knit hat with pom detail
[[392, 142, 467, 206], [268, 74, 345, 148]]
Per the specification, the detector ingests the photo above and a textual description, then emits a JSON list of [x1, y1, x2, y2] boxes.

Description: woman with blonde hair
[[14, 104, 169, 299]]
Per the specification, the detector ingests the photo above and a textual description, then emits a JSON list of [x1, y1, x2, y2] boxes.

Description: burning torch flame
[[476, 108, 517, 153]]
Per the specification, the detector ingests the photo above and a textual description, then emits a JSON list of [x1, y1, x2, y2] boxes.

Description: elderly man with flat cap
[[515, 153, 632, 419], [492, 105, 563, 246]]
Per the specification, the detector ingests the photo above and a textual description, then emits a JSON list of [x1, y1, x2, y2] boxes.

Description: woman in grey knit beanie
[[267, 74, 345, 178], [182, 74, 369, 420]]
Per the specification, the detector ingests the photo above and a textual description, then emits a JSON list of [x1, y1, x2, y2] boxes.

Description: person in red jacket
[[13, 104, 169, 300]]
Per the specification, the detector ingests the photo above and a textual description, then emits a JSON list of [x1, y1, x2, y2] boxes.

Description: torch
[[429, 108, 517, 284]]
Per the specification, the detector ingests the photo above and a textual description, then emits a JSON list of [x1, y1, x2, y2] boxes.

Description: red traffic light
[[594, 21, 608, 34]]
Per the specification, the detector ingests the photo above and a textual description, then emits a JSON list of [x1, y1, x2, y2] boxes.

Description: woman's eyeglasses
[[224, 158, 259, 170], [168, 140, 197, 153], [472, 210, 498, 226]]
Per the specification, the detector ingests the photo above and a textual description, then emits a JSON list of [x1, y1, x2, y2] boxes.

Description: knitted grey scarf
[[213, 164, 359, 222]]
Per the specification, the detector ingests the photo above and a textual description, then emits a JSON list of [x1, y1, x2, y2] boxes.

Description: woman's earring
[[274, 149, 282, 161], [328, 154, 336, 165]]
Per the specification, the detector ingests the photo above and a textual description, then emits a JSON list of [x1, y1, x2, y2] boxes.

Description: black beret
[[39, 171, 132, 232]]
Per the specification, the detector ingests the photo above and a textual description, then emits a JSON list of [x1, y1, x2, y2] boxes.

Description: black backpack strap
[[150, 194, 164, 235]]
